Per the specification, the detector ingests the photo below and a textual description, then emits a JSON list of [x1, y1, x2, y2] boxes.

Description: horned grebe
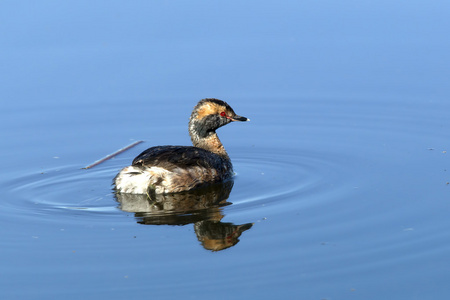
[[114, 98, 249, 194]]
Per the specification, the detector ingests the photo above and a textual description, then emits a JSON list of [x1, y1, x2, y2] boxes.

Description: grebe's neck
[[190, 131, 229, 159]]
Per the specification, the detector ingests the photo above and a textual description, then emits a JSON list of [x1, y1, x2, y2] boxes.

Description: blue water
[[1, 1, 450, 299]]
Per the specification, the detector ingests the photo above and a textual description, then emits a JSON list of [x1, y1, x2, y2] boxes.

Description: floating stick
[[83, 140, 143, 169]]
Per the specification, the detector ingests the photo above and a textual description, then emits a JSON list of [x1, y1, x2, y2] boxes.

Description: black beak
[[231, 115, 249, 122]]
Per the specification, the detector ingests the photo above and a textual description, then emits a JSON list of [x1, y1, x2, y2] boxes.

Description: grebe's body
[[114, 99, 248, 194], [115, 146, 232, 194]]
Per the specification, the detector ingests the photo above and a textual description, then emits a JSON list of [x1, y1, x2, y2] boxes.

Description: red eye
[[220, 112, 227, 117]]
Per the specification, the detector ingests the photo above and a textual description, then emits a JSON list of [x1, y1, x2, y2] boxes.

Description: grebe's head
[[189, 98, 249, 139]]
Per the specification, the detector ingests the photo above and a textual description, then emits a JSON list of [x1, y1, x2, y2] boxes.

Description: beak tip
[[232, 115, 249, 122]]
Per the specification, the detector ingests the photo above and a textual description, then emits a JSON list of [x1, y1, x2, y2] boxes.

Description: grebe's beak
[[231, 115, 250, 122]]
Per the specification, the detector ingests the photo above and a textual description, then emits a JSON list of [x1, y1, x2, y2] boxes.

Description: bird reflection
[[115, 180, 253, 251]]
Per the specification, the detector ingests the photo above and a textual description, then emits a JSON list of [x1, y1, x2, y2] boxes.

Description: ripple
[[228, 147, 357, 215], [0, 147, 358, 226], [2, 164, 121, 223]]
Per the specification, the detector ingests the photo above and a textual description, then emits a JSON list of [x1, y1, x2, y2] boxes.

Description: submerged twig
[[83, 140, 143, 169]]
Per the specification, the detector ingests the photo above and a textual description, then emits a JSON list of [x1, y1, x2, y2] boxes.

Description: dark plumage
[[132, 146, 231, 174]]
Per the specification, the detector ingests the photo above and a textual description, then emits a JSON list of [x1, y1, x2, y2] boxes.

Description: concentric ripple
[[2, 164, 121, 223], [0, 147, 357, 225], [226, 147, 359, 219]]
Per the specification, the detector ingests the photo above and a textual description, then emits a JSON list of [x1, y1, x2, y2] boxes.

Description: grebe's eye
[[220, 112, 227, 117]]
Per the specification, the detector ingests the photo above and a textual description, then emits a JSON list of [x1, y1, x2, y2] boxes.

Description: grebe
[[114, 98, 249, 194]]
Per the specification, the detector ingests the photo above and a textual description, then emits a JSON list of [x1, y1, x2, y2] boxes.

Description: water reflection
[[115, 180, 253, 251]]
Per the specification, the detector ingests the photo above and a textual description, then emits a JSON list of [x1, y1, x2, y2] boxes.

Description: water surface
[[1, 1, 450, 299]]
